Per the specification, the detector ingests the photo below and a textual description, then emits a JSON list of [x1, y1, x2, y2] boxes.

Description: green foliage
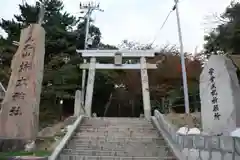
[[204, 1, 240, 56], [0, 0, 113, 123], [165, 82, 200, 113], [0, 0, 204, 121], [0, 150, 50, 159]]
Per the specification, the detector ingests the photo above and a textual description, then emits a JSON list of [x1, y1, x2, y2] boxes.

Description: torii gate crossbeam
[[78, 50, 159, 119]]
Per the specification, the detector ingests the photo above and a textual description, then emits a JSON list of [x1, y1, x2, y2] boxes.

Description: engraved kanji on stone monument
[[16, 77, 28, 87], [200, 55, 240, 136], [208, 67, 221, 120], [9, 105, 22, 116], [0, 24, 45, 139], [12, 92, 26, 101], [22, 42, 36, 58], [18, 61, 32, 72]]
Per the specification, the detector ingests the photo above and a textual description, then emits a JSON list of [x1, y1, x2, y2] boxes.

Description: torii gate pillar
[[78, 50, 158, 119], [140, 56, 151, 119]]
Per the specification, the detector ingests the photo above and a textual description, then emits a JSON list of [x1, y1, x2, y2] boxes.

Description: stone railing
[[48, 115, 84, 160], [0, 91, 5, 100], [152, 110, 240, 160]]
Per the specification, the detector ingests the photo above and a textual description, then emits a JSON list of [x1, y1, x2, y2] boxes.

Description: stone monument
[[200, 55, 240, 135], [74, 90, 85, 116], [0, 24, 45, 140]]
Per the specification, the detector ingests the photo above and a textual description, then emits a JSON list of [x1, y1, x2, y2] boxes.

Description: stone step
[[80, 123, 153, 127], [81, 120, 151, 124], [68, 137, 166, 142], [82, 120, 152, 125], [67, 139, 166, 146], [67, 141, 167, 147], [70, 136, 165, 142], [58, 155, 177, 160], [68, 140, 167, 148], [65, 143, 168, 151], [61, 148, 174, 157], [82, 118, 151, 125], [57, 117, 176, 160], [74, 131, 159, 138], [80, 124, 154, 129], [80, 120, 153, 125], [78, 126, 155, 131], [83, 117, 149, 121], [78, 126, 156, 130]]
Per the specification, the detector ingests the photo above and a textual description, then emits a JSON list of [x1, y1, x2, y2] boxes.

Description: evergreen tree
[[0, 0, 112, 124], [204, 2, 240, 56]]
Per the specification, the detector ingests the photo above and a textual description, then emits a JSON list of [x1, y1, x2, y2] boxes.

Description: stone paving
[[57, 117, 177, 160]]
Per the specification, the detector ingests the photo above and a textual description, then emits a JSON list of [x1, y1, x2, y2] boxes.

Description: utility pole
[[79, 2, 104, 107], [173, 0, 190, 114], [38, 3, 45, 25]]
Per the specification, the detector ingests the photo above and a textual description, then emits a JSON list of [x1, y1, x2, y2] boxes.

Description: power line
[[79, 2, 104, 111], [149, 10, 173, 46], [149, 0, 180, 46]]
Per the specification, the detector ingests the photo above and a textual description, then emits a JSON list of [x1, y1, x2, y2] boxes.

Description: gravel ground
[[164, 112, 202, 129]]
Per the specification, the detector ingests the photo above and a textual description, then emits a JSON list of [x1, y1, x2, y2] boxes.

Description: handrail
[[48, 115, 84, 160], [153, 110, 240, 160], [151, 116, 183, 160]]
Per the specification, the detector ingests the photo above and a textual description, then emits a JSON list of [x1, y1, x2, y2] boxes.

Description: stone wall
[[153, 110, 240, 160]]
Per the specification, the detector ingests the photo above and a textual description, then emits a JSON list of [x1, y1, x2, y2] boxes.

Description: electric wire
[[149, 0, 180, 47]]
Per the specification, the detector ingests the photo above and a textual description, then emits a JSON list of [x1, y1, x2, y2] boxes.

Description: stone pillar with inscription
[[0, 24, 45, 140], [200, 55, 240, 136]]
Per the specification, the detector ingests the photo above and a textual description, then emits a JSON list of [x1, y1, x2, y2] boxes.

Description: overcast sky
[[0, 0, 232, 53]]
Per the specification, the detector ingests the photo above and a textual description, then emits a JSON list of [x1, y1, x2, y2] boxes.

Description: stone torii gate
[[77, 50, 158, 119]]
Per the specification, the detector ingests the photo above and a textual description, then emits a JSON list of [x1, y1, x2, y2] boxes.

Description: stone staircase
[[57, 117, 177, 160]]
